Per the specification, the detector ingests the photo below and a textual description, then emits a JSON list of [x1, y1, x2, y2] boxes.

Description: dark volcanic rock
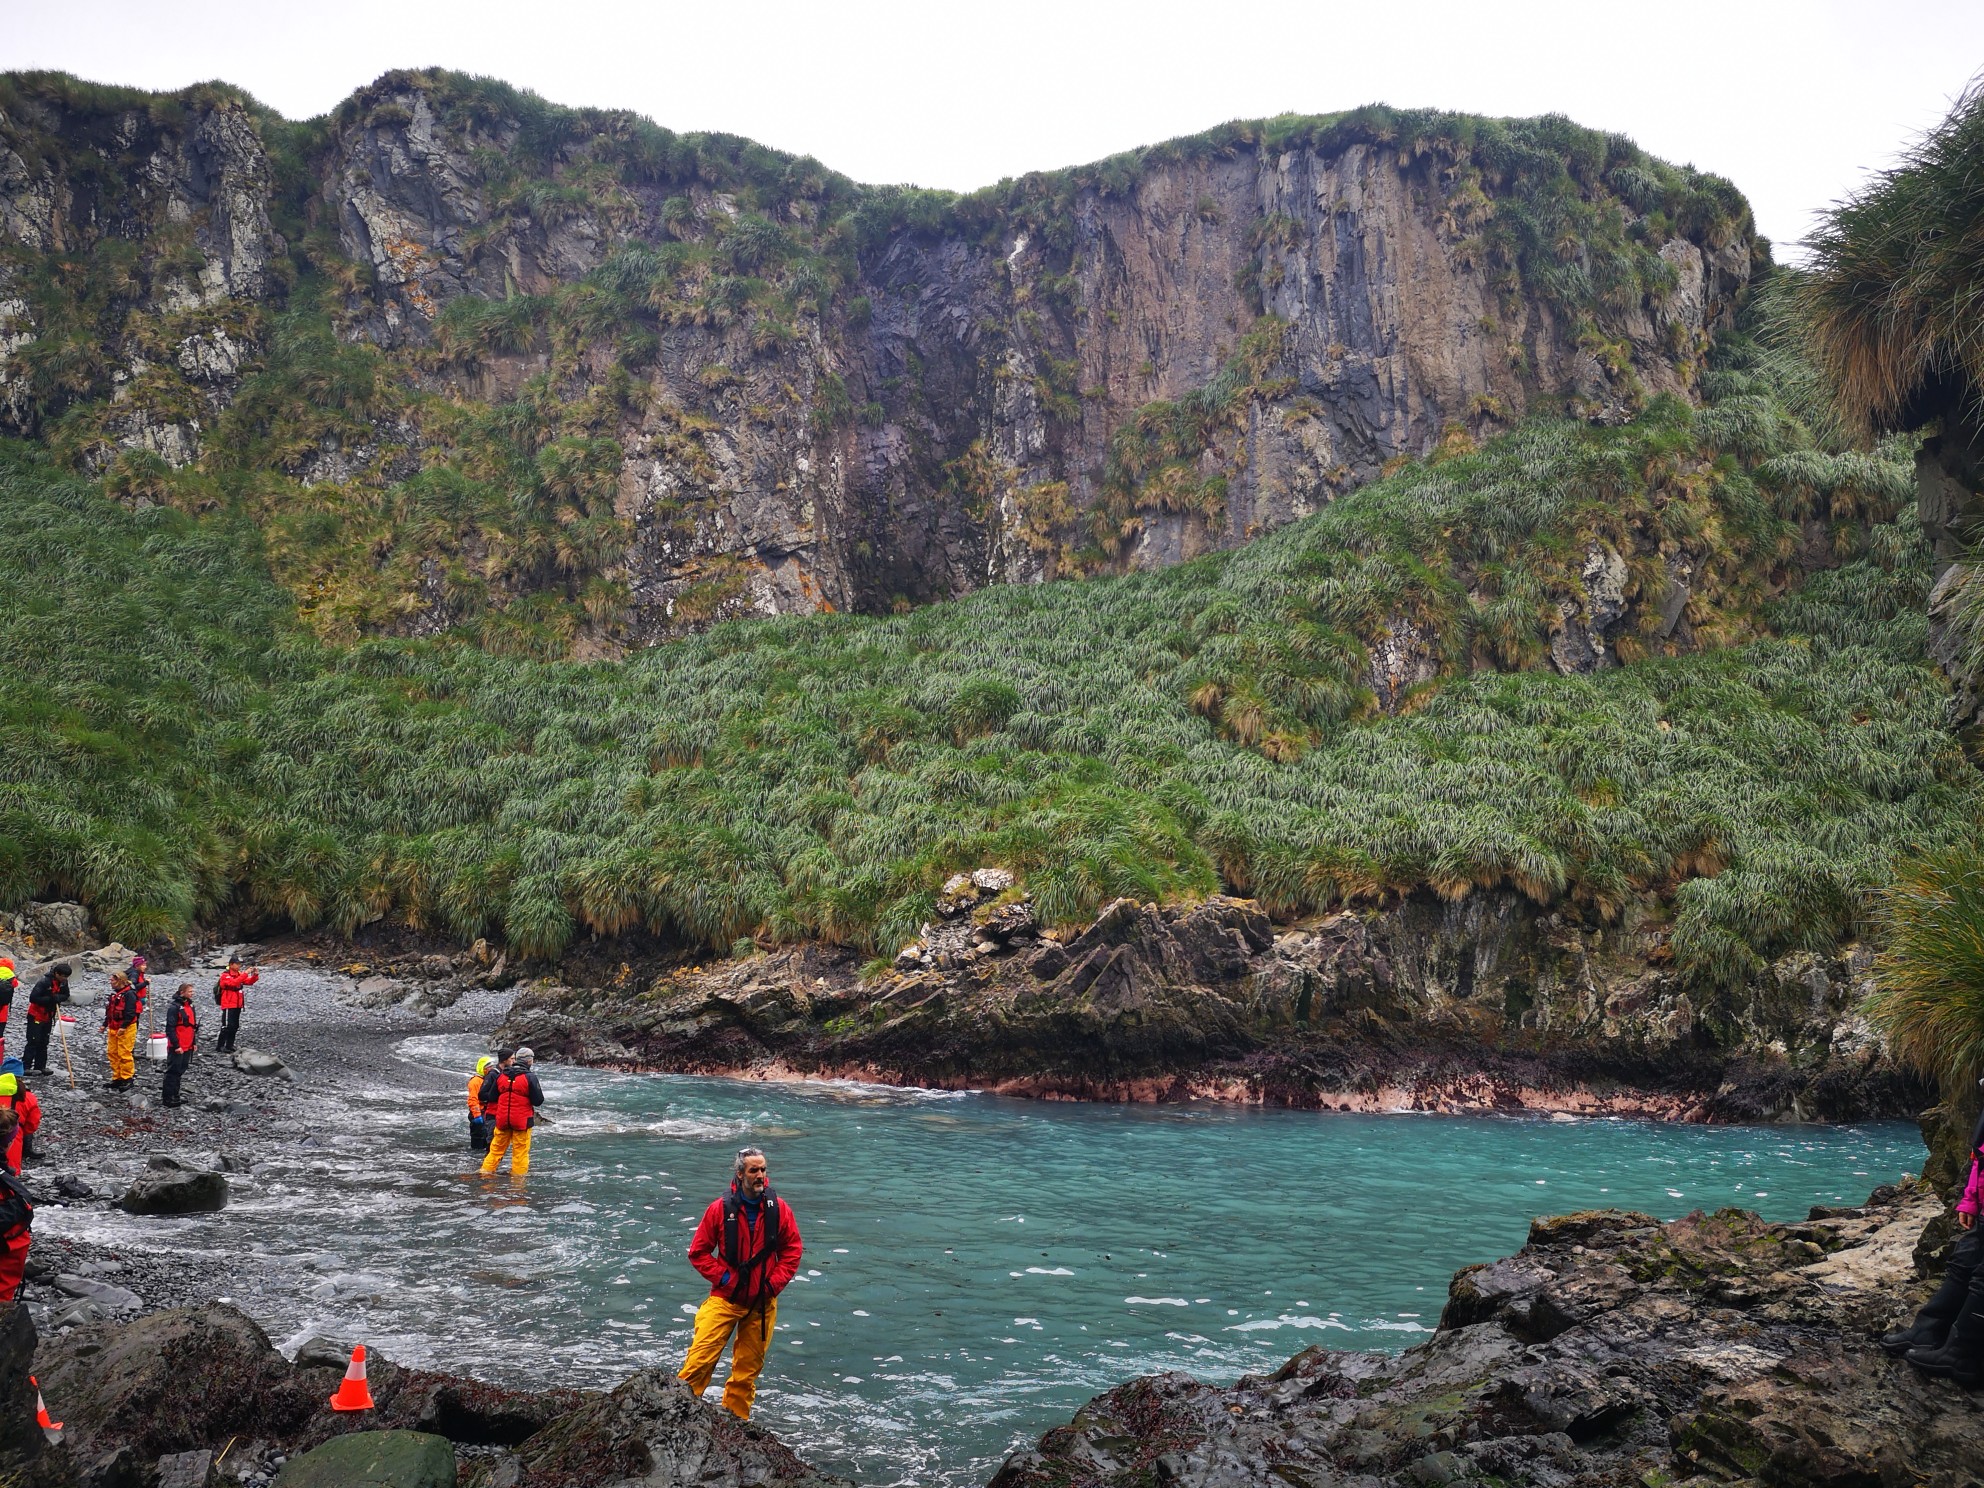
[[118, 1161, 227, 1216], [460, 1368, 843, 1487], [509, 890, 1922, 1120], [990, 1185, 1984, 1488]]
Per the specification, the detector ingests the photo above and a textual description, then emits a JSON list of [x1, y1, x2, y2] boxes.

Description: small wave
[[1124, 1297, 1190, 1307], [1225, 1315, 1352, 1334], [1024, 1266, 1073, 1276]]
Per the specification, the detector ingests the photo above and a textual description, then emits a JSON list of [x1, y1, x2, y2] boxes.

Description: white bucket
[[146, 1033, 168, 1063]]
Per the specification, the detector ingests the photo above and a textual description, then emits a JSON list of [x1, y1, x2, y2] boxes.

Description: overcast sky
[[8, 1, 1981, 259]]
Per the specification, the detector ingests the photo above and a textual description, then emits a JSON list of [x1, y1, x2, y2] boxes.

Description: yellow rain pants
[[480, 1126, 532, 1176], [678, 1294, 778, 1419], [106, 1025, 136, 1083]]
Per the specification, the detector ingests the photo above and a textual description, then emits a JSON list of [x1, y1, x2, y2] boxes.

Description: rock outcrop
[[990, 1184, 1984, 1488], [0, 73, 1753, 645], [26, 1302, 830, 1488], [506, 888, 1917, 1119]]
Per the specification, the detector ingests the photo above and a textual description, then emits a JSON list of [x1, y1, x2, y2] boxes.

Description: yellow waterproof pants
[[106, 1025, 136, 1082], [679, 1294, 777, 1419], [480, 1126, 532, 1176]]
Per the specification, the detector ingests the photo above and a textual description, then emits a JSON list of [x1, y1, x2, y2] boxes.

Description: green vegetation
[[1, 289, 1968, 981]]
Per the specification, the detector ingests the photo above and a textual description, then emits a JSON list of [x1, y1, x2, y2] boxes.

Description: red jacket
[[216, 967, 257, 1010], [167, 997, 197, 1053], [689, 1183, 803, 1305]]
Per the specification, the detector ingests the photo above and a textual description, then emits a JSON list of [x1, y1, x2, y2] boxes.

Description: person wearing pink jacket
[[1885, 1096, 1984, 1384]]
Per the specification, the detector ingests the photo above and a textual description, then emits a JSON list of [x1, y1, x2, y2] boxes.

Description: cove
[[41, 1034, 1923, 1487]]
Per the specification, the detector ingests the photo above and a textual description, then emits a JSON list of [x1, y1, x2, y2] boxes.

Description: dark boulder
[[463, 1369, 843, 1487], [118, 1160, 227, 1216]]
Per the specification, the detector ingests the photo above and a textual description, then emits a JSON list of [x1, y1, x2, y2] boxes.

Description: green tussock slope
[[2, 301, 1973, 986]]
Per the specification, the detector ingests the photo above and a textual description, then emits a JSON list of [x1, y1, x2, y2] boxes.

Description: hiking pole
[[57, 1017, 75, 1090]]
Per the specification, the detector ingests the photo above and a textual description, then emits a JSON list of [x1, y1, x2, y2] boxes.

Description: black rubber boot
[[1884, 1317, 1947, 1356], [1907, 1290, 1984, 1386]]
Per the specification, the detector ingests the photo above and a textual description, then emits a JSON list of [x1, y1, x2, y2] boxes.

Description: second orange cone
[[329, 1345, 374, 1411]]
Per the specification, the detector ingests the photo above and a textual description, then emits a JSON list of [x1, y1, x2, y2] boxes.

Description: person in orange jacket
[[466, 1054, 496, 1153], [0, 1110, 32, 1302], [103, 971, 141, 1090], [214, 955, 257, 1053], [162, 984, 197, 1108], [679, 1145, 804, 1421]]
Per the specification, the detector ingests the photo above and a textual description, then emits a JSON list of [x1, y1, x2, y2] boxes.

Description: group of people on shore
[[0, 951, 259, 1301]]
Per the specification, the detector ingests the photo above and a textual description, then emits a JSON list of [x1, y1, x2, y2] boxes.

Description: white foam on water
[[1024, 1266, 1073, 1276], [1225, 1315, 1351, 1334], [1125, 1297, 1190, 1307]]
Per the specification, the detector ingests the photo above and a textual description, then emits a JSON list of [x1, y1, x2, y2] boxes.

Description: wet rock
[[51, 1176, 92, 1200], [290, 1337, 359, 1370], [119, 1162, 228, 1215], [469, 1368, 838, 1487], [993, 1187, 1983, 1488], [159, 1447, 217, 1488], [273, 1430, 453, 1488], [52, 1275, 142, 1311]]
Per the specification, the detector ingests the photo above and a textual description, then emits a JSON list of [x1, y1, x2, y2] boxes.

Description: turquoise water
[[45, 1036, 1923, 1486]]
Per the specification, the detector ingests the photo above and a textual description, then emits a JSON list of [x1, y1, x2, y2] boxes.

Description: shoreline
[[569, 1052, 1853, 1125]]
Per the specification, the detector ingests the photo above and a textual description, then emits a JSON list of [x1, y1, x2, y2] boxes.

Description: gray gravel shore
[[13, 952, 516, 1344]]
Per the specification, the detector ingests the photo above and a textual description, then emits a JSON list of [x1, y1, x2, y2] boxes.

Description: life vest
[[168, 999, 197, 1053], [721, 1189, 784, 1307], [217, 968, 255, 1010], [105, 987, 138, 1028], [492, 1070, 535, 1131]]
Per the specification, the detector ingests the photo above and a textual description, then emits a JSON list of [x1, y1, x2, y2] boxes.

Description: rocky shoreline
[[989, 1182, 1984, 1488], [502, 889, 1922, 1124]]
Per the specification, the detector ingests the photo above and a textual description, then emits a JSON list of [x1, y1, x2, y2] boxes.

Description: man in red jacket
[[213, 955, 257, 1053], [679, 1146, 803, 1420]]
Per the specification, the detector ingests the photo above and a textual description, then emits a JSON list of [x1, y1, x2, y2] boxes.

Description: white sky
[[6, 1, 1982, 260]]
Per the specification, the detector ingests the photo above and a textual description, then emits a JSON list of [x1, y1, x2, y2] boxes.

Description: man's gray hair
[[735, 1145, 766, 1176]]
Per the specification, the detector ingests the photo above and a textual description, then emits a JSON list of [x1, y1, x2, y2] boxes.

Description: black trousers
[[216, 1006, 242, 1052], [162, 1049, 190, 1106], [1914, 1221, 1984, 1338], [469, 1115, 492, 1153], [21, 1020, 51, 1074]]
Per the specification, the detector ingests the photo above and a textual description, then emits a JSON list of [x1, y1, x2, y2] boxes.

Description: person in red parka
[[213, 955, 257, 1053], [0, 1062, 41, 1173], [678, 1146, 803, 1420], [0, 1109, 31, 1302]]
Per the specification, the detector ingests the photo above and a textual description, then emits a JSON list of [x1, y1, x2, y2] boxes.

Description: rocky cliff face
[[0, 72, 1754, 647], [502, 883, 1915, 1121]]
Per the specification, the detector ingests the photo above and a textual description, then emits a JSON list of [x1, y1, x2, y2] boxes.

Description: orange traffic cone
[[328, 1345, 374, 1411], [29, 1374, 61, 1443]]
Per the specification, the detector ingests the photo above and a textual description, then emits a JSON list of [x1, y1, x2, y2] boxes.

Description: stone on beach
[[119, 1158, 228, 1215]]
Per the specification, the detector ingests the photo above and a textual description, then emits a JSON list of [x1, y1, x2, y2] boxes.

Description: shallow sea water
[[42, 1035, 1925, 1486]]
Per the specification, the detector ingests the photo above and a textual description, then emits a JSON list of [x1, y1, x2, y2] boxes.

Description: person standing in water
[[478, 1047, 542, 1177], [0, 1110, 33, 1302], [213, 955, 257, 1053], [162, 983, 197, 1108], [679, 1146, 804, 1421], [466, 1054, 496, 1153]]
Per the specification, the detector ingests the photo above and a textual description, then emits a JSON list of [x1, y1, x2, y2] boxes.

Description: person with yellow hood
[[466, 1054, 496, 1153], [0, 961, 15, 1058]]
